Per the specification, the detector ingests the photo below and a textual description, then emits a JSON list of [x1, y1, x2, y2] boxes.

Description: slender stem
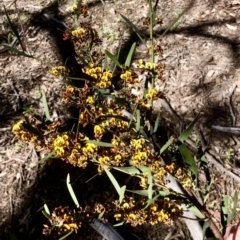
[[148, 0, 154, 65]]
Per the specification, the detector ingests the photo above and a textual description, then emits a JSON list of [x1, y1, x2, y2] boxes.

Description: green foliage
[[66, 174, 80, 208], [221, 192, 238, 229]]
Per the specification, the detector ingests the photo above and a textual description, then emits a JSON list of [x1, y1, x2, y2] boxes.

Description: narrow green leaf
[[86, 140, 113, 147], [119, 185, 126, 204], [127, 189, 150, 196], [104, 167, 120, 195], [98, 210, 105, 219], [203, 192, 210, 204], [136, 109, 140, 132], [203, 220, 211, 238], [66, 174, 80, 208], [221, 196, 228, 217], [4, 6, 25, 51], [221, 196, 229, 227], [178, 112, 201, 143], [114, 166, 150, 175], [41, 90, 51, 121], [38, 151, 55, 164], [188, 205, 205, 219], [113, 166, 140, 175], [86, 173, 99, 183], [42, 210, 50, 219], [160, 137, 174, 155], [66, 75, 97, 82], [203, 178, 214, 203], [124, 42, 136, 67], [153, 113, 160, 133], [227, 192, 238, 224], [128, 105, 137, 128], [105, 50, 122, 68], [143, 198, 154, 210], [59, 230, 73, 240], [120, 14, 146, 43], [147, 170, 153, 200], [42, 204, 51, 218], [160, 10, 185, 38], [43, 204, 51, 216], [113, 45, 121, 73], [178, 143, 197, 176], [76, 0, 82, 20], [113, 221, 124, 227], [1, 44, 33, 58], [127, 189, 170, 197]]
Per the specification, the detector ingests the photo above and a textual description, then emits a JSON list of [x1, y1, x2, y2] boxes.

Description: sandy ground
[[1, 0, 240, 239]]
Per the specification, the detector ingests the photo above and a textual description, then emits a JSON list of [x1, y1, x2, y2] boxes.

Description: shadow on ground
[[1, 0, 240, 239]]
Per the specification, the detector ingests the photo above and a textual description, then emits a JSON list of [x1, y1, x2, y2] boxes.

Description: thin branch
[[226, 84, 237, 126]]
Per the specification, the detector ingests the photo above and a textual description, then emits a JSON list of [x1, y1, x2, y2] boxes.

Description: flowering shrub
[[11, 2, 193, 238]]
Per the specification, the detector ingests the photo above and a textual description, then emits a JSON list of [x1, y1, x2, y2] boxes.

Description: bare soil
[[1, 0, 240, 239]]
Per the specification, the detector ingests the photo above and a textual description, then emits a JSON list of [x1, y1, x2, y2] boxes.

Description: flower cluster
[[43, 207, 81, 236], [12, 116, 59, 150], [71, 27, 87, 39], [12, 119, 38, 144], [62, 86, 77, 104], [130, 137, 154, 166], [136, 59, 165, 80], [82, 64, 112, 88], [70, 3, 88, 17], [113, 196, 182, 226], [53, 134, 70, 157], [145, 88, 158, 100], [53, 133, 97, 168], [137, 59, 157, 70], [51, 66, 68, 77], [120, 69, 138, 84]]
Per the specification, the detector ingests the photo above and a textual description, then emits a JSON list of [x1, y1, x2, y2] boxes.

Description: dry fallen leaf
[[224, 223, 240, 240], [226, 24, 237, 31]]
